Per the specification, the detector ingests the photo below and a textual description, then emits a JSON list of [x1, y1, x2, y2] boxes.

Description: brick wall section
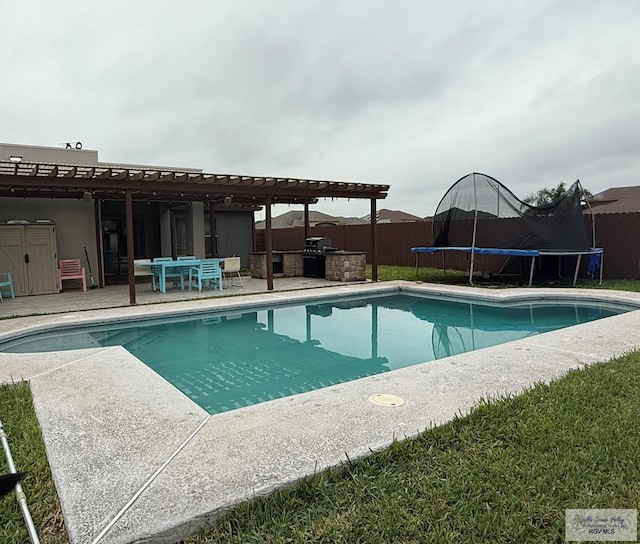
[[250, 252, 304, 278], [250, 253, 268, 278], [325, 252, 366, 282], [283, 253, 303, 276]]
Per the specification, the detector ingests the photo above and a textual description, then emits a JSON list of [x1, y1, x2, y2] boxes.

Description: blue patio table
[[161, 258, 197, 294], [135, 259, 182, 293], [137, 258, 215, 294]]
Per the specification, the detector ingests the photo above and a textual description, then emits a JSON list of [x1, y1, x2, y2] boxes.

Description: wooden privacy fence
[[591, 212, 640, 280], [254, 212, 640, 280]]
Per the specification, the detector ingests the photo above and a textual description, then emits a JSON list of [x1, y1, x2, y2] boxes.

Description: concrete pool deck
[[1, 281, 640, 543]]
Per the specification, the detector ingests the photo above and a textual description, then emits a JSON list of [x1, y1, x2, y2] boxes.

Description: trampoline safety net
[[432, 173, 590, 250]]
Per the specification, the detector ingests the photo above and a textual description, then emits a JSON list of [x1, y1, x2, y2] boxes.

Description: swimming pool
[[0, 292, 633, 414]]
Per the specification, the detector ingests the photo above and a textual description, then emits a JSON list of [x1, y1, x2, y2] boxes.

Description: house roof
[[255, 210, 367, 229], [361, 208, 424, 223], [0, 160, 389, 206], [591, 186, 640, 202], [589, 185, 640, 214]]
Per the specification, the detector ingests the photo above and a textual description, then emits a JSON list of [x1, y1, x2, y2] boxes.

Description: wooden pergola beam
[[0, 161, 389, 203]]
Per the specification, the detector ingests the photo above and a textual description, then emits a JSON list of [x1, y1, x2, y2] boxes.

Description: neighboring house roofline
[[586, 185, 640, 214]]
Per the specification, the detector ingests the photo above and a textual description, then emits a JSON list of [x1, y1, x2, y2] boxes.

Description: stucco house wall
[[215, 211, 254, 268], [0, 197, 98, 277]]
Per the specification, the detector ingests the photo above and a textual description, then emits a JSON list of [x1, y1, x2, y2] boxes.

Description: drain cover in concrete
[[368, 393, 405, 407]]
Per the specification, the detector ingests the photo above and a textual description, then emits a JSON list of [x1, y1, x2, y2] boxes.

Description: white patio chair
[[222, 256, 244, 287]]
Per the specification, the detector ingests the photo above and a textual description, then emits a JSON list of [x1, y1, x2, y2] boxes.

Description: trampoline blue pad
[[410, 247, 540, 257]]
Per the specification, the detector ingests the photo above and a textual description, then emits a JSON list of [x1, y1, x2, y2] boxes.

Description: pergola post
[[265, 195, 274, 291], [303, 203, 310, 241], [125, 190, 136, 305], [94, 198, 103, 287], [370, 198, 378, 282], [209, 203, 218, 256]]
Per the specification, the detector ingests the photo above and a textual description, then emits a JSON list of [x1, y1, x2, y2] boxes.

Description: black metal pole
[[370, 198, 378, 282], [265, 195, 274, 291], [125, 190, 136, 305]]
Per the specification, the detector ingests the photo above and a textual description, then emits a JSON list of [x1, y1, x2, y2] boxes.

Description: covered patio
[[0, 159, 389, 306]]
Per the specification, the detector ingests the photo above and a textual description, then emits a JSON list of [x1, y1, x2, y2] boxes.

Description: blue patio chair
[[189, 259, 223, 292], [152, 257, 184, 291], [176, 255, 198, 282], [0, 273, 15, 302]]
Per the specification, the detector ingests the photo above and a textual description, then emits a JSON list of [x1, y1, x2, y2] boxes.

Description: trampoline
[[411, 246, 603, 286], [411, 173, 603, 286]]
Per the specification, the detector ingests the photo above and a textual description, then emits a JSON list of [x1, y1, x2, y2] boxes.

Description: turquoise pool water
[[0, 293, 632, 414]]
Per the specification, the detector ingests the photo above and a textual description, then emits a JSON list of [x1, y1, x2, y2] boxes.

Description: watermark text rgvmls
[[566, 509, 637, 541]]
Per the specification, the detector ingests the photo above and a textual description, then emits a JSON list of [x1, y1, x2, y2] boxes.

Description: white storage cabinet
[[0, 223, 59, 296]]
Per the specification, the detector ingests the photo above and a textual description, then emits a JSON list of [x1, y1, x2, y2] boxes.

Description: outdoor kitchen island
[[249, 250, 304, 279], [250, 237, 366, 282], [323, 251, 367, 282]]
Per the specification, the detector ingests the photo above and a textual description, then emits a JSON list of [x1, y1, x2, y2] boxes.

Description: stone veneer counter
[[325, 251, 366, 282], [250, 250, 366, 282], [250, 251, 303, 278]]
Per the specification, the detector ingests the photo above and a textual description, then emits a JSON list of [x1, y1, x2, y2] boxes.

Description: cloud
[[2, 0, 639, 219]]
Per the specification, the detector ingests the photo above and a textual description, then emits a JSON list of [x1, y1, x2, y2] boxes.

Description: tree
[[523, 182, 592, 206]]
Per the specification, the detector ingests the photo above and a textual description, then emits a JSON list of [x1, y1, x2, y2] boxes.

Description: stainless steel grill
[[303, 237, 333, 254], [303, 237, 337, 277]]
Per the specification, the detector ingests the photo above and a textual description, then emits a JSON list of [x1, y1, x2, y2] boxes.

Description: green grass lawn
[[368, 264, 469, 284], [184, 352, 640, 543], [367, 264, 640, 291], [1, 267, 639, 543], [0, 381, 66, 543]]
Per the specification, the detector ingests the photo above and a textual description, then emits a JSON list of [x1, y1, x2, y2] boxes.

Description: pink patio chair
[[58, 259, 87, 292]]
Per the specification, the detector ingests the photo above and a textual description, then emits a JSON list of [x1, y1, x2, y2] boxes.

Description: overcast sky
[[2, 1, 639, 219]]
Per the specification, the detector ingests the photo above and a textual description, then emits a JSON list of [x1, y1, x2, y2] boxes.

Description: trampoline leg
[[529, 256, 535, 287], [558, 256, 562, 279], [599, 253, 603, 285], [415, 254, 418, 276], [573, 254, 582, 286]]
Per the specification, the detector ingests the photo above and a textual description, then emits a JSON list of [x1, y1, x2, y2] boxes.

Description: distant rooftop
[[361, 209, 424, 224], [589, 185, 640, 214], [255, 208, 424, 229], [255, 210, 367, 229]]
